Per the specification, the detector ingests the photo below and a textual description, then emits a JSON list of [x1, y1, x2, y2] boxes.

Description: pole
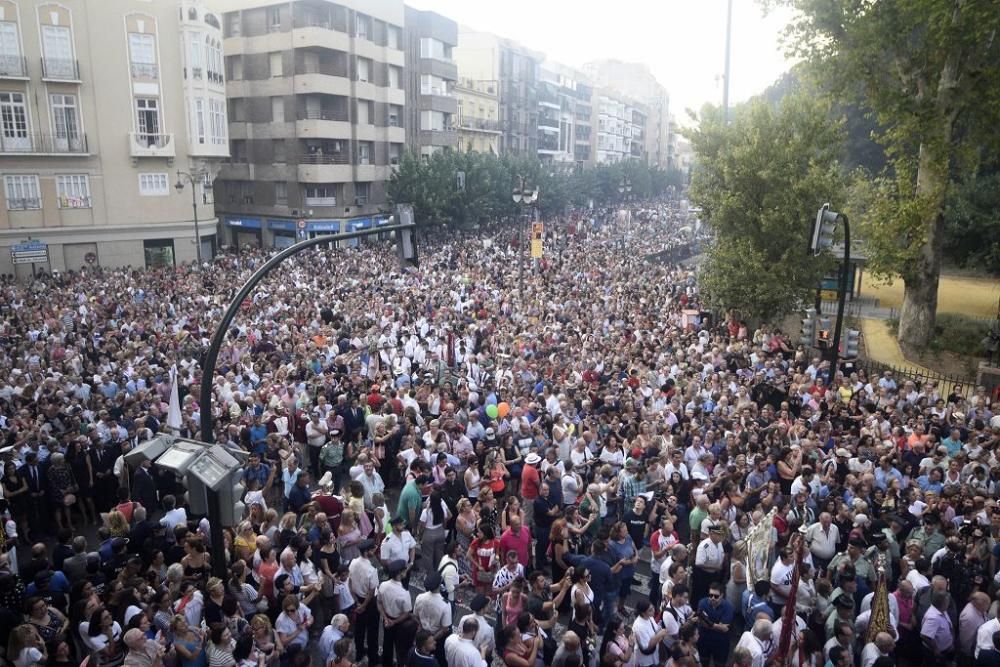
[[191, 181, 202, 265], [518, 207, 525, 299], [827, 214, 850, 385], [198, 223, 415, 578], [723, 0, 733, 123]]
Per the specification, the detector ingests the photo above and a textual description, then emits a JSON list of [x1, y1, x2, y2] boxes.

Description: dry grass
[[860, 271, 1000, 317]]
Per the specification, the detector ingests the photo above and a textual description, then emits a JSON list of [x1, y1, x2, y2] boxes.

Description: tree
[[942, 172, 1000, 272], [686, 94, 846, 321], [765, 0, 1000, 346]]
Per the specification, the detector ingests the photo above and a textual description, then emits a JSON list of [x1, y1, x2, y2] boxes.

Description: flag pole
[[773, 528, 805, 665]]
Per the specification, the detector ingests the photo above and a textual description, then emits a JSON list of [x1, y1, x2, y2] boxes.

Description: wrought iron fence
[[853, 357, 976, 396]]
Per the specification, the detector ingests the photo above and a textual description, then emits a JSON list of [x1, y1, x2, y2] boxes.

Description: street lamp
[[512, 175, 539, 302], [175, 170, 212, 265], [618, 177, 632, 244]]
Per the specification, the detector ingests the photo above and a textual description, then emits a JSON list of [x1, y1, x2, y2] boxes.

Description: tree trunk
[[898, 139, 948, 348]]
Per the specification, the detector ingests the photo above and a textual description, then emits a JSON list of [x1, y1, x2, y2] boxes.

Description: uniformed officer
[[693, 524, 726, 604]]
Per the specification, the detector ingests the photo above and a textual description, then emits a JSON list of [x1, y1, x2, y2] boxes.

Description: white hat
[[524, 453, 542, 465], [853, 514, 870, 527], [908, 500, 928, 517], [835, 448, 851, 458], [317, 471, 333, 489]]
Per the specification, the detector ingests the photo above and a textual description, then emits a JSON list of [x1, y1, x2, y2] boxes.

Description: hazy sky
[[407, 0, 799, 125]]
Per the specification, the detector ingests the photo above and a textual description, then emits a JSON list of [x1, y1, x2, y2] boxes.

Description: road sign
[[11, 240, 48, 265], [531, 222, 544, 258]]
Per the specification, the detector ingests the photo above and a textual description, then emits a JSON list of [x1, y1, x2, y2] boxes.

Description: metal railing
[[0, 132, 89, 154], [191, 66, 203, 79], [130, 62, 158, 79], [298, 153, 350, 164], [298, 109, 349, 122], [304, 196, 337, 207], [0, 55, 26, 77], [854, 358, 975, 396], [58, 195, 92, 209], [458, 116, 501, 132], [207, 70, 224, 84], [133, 133, 171, 149], [41, 57, 79, 79], [298, 63, 349, 77], [6, 197, 41, 211]]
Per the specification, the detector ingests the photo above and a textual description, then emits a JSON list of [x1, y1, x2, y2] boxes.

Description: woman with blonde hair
[[234, 522, 258, 563], [105, 510, 130, 540], [7, 623, 47, 667], [727, 540, 749, 618], [336, 509, 364, 562]]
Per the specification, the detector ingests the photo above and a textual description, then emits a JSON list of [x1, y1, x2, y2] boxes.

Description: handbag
[[63, 493, 77, 507]]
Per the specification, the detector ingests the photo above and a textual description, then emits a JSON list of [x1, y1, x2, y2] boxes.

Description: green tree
[[765, 0, 1000, 346], [942, 172, 1000, 272], [687, 94, 846, 321]]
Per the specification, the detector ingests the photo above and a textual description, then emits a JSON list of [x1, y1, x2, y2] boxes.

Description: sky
[[406, 0, 800, 126]]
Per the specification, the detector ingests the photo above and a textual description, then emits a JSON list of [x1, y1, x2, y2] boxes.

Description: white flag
[[167, 364, 183, 432]]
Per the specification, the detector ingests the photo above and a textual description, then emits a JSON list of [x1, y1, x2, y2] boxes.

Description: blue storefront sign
[[225, 217, 262, 229], [268, 219, 297, 232], [308, 220, 342, 233]]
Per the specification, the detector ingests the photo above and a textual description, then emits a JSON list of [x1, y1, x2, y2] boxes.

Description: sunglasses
[[708, 593, 721, 599]]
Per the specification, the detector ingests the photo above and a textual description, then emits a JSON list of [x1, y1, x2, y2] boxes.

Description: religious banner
[[745, 507, 778, 585], [531, 222, 544, 258]]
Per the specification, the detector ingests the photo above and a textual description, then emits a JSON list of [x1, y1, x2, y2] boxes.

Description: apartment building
[[454, 77, 500, 154], [537, 61, 589, 165], [0, 0, 228, 274], [402, 7, 457, 159], [213, 0, 404, 248], [584, 59, 670, 169], [454, 29, 541, 157]]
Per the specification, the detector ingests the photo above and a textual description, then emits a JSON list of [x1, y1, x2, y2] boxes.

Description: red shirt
[[521, 465, 540, 500], [499, 526, 532, 566]]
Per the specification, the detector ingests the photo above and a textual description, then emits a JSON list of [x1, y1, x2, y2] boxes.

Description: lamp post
[[618, 177, 632, 245], [512, 175, 538, 302], [175, 170, 211, 265]]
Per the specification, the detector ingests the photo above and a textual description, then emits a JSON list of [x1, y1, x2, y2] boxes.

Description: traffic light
[[817, 317, 833, 347], [810, 203, 839, 255], [843, 329, 861, 358], [800, 308, 817, 346], [217, 469, 246, 527]]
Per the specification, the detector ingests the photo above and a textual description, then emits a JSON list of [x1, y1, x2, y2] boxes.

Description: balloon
[[498, 402, 511, 418], [485, 404, 499, 419]]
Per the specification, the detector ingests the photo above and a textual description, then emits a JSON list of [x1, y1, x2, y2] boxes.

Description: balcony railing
[[41, 57, 80, 80], [191, 66, 203, 79], [6, 197, 41, 211], [58, 195, 92, 209], [294, 17, 332, 29], [0, 55, 26, 78], [304, 196, 337, 207], [299, 153, 350, 164], [0, 132, 89, 154], [128, 132, 176, 158], [207, 70, 224, 84], [130, 62, 158, 79], [298, 109, 350, 122], [458, 116, 501, 132]]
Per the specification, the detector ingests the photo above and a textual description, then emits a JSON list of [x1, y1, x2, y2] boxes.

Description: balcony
[[458, 116, 501, 133], [41, 57, 80, 81], [0, 132, 89, 154], [304, 196, 337, 207], [128, 132, 176, 159], [58, 195, 92, 209], [130, 62, 158, 80], [0, 55, 27, 78], [298, 108, 349, 122], [299, 153, 350, 164]]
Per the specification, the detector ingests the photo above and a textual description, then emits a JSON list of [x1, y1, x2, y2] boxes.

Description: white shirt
[[414, 591, 451, 633], [458, 613, 495, 654], [275, 604, 312, 649], [905, 570, 930, 592], [348, 556, 379, 601], [380, 530, 417, 565], [975, 617, 1000, 658], [632, 615, 661, 667], [378, 579, 412, 619], [735, 632, 771, 667], [445, 635, 487, 667], [695, 537, 725, 571], [805, 522, 840, 560], [860, 642, 890, 667], [770, 560, 795, 603]]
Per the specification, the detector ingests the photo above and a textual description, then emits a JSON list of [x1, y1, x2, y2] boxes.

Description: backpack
[[437, 561, 457, 600]]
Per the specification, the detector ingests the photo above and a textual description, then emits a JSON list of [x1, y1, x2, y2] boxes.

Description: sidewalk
[[860, 318, 934, 375]]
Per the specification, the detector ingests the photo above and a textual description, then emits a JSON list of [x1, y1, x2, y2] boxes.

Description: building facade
[[0, 0, 228, 274], [454, 77, 500, 154], [454, 29, 541, 157], [402, 7, 457, 159], [213, 0, 403, 248], [536, 61, 590, 165]]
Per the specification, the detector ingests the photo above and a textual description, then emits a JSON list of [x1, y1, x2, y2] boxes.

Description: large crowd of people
[[0, 198, 998, 667]]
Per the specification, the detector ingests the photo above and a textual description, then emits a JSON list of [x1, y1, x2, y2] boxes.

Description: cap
[[424, 572, 442, 590], [386, 559, 407, 576], [469, 594, 489, 612], [525, 453, 542, 465], [625, 458, 639, 468], [357, 539, 376, 553], [708, 525, 723, 534], [835, 448, 850, 458]]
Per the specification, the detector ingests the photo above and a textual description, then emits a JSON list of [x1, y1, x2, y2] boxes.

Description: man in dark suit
[[23, 452, 47, 534], [132, 458, 158, 513], [89, 440, 120, 512]]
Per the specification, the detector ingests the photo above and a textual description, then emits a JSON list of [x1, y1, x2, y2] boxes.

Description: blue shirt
[[696, 597, 734, 643], [564, 553, 613, 598], [608, 536, 637, 581], [242, 463, 270, 487]]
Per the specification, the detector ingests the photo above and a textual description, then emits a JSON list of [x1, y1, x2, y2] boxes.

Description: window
[[274, 181, 287, 204], [389, 143, 401, 166], [209, 99, 226, 145], [386, 26, 400, 49], [357, 141, 371, 164], [138, 172, 169, 196], [356, 100, 371, 125], [230, 98, 246, 122], [128, 33, 157, 78], [41, 25, 75, 78], [269, 52, 282, 77], [188, 31, 203, 78], [356, 57, 370, 82], [304, 185, 336, 206], [56, 174, 91, 208], [206, 38, 223, 82], [272, 139, 286, 163], [388, 105, 401, 127], [354, 182, 369, 205], [420, 110, 447, 132], [194, 98, 205, 143], [240, 181, 254, 204], [355, 14, 370, 40], [271, 96, 284, 122], [0, 91, 31, 151], [228, 56, 242, 80], [0, 21, 23, 76], [421, 75, 448, 96], [225, 13, 241, 37], [419, 38, 449, 61], [4, 175, 40, 210], [50, 94, 82, 151], [267, 6, 281, 31], [388, 65, 401, 89], [135, 97, 160, 144]]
